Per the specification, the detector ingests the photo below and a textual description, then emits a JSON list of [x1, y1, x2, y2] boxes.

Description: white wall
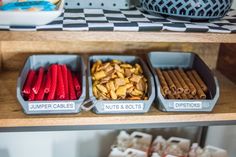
[[0, 130, 116, 157], [233, 0, 236, 9], [0, 127, 201, 157], [206, 126, 236, 157]]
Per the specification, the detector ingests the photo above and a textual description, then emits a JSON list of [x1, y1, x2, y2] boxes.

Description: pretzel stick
[[175, 94, 182, 99], [187, 94, 194, 99], [156, 68, 170, 95], [191, 70, 208, 92], [178, 69, 196, 95], [186, 71, 206, 99], [160, 87, 166, 98], [173, 69, 190, 94], [167, 94, 175, 99], [181, 93, 188, 99], [194, 95, 200, 99], [168, 70, 184, 94], [163, 71, 176, 92]]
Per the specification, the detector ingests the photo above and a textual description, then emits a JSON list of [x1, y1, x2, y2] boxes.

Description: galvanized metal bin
[[17, 55, 86, 115], [87, 55, 155, 114], [65, 0, 137, 10], [147, 52, 219, 112]]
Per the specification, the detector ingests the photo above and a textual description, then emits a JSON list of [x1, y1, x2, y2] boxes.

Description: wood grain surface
[[217, 44, 236, 84], [0, 41, 219, 70], [0, 70, 235, 128], [0, 32, 236, 43], [0, 42, 2, 71]]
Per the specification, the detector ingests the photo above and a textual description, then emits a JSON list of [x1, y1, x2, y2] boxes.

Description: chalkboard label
[[103, 103, 144, 112], [28, 102, 76, 111], [173, 101, 202, 110]]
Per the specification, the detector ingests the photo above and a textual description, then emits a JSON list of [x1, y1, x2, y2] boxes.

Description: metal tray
[[64, 0, 137, 10], [88, 55, 155, 114], [16, 55, 86, 115], [147, 52, 219, 112]]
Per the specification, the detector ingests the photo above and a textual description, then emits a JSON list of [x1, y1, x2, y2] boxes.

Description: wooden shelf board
[[1, 31, 236, 43], [0, 71, 236, 128]]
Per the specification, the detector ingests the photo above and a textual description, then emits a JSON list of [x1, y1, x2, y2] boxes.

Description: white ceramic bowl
[[0, 0, 64, 26]]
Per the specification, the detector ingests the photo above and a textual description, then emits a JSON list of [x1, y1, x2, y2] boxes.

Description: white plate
[[0, 0, 64, 26]]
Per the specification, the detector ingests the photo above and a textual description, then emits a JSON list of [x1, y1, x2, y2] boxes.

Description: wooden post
[[217, 44, 236, 84], [0, 41, 2, 71]]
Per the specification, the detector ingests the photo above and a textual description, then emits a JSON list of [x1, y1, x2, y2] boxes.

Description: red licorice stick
[[32, 67, 44, 94], [28, 90, 35, 101], [47, 64, 58, 100], [73, 74, 81, 91], [56, 65, 65, 100], [77, 90, 82, 98], [68, 70, 76, 100], [44, 68, 51, 94], [22, 70, 36, 95], [35, 76, 46, 101], [61, 64, 69, 100]]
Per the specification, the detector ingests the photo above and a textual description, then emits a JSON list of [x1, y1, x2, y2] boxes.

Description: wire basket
[[140, 0, 233, 20]]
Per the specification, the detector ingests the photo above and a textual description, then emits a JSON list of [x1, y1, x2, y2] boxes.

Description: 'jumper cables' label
[[173, 102, 202, 110], [28, 102, 76, 111], [103, 103, 144, 112]]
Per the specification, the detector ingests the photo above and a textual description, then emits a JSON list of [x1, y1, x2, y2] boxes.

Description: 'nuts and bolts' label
[[103, 103, 144, 112], [28, 102, 75, 111], [173, 102, 202, 110]]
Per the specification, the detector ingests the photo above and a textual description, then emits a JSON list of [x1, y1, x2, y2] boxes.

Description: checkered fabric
[[1, 8, 236, 33]]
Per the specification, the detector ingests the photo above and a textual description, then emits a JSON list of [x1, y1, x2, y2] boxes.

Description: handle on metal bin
[[213, 76, 220, 103], [81, 97, 97, 111]]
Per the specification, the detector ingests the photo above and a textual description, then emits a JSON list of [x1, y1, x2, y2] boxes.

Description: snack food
[[191, 70, 208, 92], [1, 1, 56, 11], [18, 0, 61, 4], [22, 64, 82, 101], [156, 68, 208, 100], [156, 69, 170, 95], [91, 60, 148, 100], [186, 71, 206, 99]]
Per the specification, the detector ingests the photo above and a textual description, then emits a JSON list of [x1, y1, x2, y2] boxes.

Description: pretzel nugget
[[173, 69, 190, 94], [168, 70, 184, 94], [191, 70, 208, 92], [162, 71, 176, 92], [156, 68, 170, 94], [186, 71, 206, 99], [178, 69, 196, 95]]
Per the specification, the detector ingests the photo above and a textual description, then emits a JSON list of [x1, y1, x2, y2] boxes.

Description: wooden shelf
[[0, 70, 235, 129], [1, 31, 236, 43]]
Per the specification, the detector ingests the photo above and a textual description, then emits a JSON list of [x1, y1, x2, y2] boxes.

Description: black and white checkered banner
[[1, 8, 236, 33]]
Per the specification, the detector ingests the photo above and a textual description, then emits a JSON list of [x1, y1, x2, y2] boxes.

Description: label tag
[[103, 103, 144, 112], [28, 102, 76, 111], [173, 101, 202, 110]]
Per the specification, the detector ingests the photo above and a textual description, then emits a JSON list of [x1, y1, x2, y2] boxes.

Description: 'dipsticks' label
[[103, 103, 144, 112], [173, 101, 202, 110], [28, 102, 75, 111]]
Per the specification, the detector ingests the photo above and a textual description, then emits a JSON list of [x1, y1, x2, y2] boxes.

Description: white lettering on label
[[103, 103, 144, 112], [28, 102, 76, 111], [173, 102, 202, 110]]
